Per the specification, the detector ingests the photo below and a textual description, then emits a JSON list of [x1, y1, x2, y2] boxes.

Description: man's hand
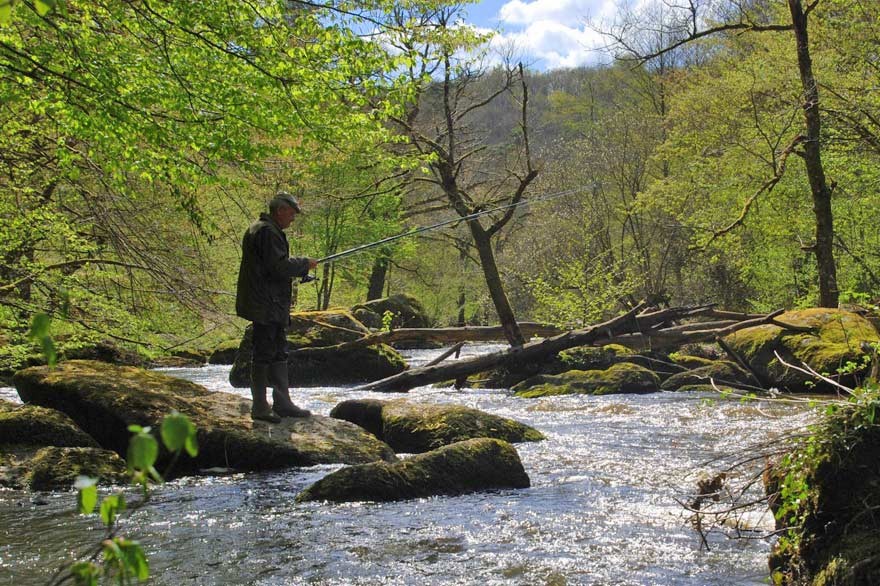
[[308, 258, 318, 270]]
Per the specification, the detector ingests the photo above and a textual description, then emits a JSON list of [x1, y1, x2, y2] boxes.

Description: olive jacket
[[235, 213, 311, 324]]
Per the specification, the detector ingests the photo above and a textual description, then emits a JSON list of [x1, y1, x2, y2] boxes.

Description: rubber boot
[[250, 363, 281, 423], [269, 361, 311, 418]]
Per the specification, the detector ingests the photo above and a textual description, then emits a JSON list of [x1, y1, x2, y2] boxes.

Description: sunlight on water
[[0, 345, 816, 585]]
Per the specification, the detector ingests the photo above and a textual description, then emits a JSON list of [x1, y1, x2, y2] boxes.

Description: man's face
[[274, 204, 299, 229]]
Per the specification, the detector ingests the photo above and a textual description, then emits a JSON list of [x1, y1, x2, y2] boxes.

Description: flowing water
[[0, 344, 815, 585]]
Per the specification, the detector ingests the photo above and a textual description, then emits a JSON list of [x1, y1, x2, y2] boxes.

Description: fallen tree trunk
[[289, 322, 564, 356], [356, 305, 787, 393]]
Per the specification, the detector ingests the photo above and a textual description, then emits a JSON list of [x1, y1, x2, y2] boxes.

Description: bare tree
[[384, 4, 539, 346]]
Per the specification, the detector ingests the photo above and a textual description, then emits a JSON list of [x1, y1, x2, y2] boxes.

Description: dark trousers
[[252, 322, 288, 366]]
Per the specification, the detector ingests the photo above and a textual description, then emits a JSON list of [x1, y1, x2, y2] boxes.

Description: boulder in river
[[21, 447, 129, 491], [660, 360, 756, 392], [0, 400, 125, 490], [229, 309, 407, 387], [13, 360, 396, 475], [296, 437, 530, 503], [351, 293, 432, 330], [722, 308, 879, 392], [329, 399, 544, 453], [512, 362, 661, 398], [208, 339, 241, 365]]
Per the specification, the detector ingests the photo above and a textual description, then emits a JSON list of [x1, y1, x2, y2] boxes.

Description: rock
[[512, 362, 661, 398], [477, 344, 674, 389], [0, 401, 123, 490], [13, 360, 396, 475], [723, 308, 880, 392], [208, 339, 240, 365], [330, 399, 544, 453], [660, 361, 755, 391], [351, 293, 432, 329], [296, 438, 530, 503], [352, 307, 383, 329], [62, 340, 144, 366], [0, 402, 98, 448], [24, 447, 129, 490], [229, 310, 407, 387], [766, 405, 880, 583]]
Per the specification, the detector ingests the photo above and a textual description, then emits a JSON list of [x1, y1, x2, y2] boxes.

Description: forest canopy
[[1, 0, 879, 360]]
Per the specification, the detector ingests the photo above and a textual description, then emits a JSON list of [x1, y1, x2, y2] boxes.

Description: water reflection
[[0, 346, 814, 585]]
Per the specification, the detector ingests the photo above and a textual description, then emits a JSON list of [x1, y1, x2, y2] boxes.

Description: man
[[236, 192, 318, 423]]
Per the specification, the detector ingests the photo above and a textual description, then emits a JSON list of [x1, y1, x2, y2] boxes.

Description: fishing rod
[[314, 185, 592, 267]]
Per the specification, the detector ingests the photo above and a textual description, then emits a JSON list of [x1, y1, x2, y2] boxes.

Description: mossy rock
[[24, 447, 128, 490], [296, 438, 530, 503], [558, 344, 635, 370], [208, 339, 241, 365], [288, 309, 372, 347], [669, 354, 720, 370], [62, 341, 144, 366], [660, 361, 755, 391], [0, 403, 98, 448], [351, 293, 432, 329], [477, 344, 673, 389], [13, 360, 396, 475], [723, 308, 880, 393], [229, 312, 406, 387], [330, 399, 544, 453], [766, 405, 880, 584], [513, 362, 661, 398]]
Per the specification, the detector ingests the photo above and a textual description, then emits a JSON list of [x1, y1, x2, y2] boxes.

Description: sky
[[462, 0, 622, 70]]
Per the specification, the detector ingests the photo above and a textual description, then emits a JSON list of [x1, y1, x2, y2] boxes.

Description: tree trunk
[[356, 305, 787, 393], [469, 222, 524, 347], [366, 251, 390, 301], [789, 0, 838, 308]]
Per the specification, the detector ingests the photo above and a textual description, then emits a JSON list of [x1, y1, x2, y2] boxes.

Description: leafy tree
[[0, 0, 412, 350]]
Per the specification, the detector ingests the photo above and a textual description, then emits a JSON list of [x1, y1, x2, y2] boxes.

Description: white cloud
[[489, 0, 620, 69], [498, 0, 615, 27], [489, 20, 607, 69]]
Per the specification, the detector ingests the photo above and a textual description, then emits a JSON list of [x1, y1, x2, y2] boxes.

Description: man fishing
[[236, 191, 318, 423]]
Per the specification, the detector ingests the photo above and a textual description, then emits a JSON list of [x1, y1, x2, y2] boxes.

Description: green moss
[[331, 399, 544, 453], [558, 344, 633, 370], [0, 404, 98, 448], [24, 447, 128, 490], [661, 361, 753, 391], [296, 438, 529, 503], [724, 309, 880, 393], [513, 362, 660, 398], [669, 354, 718, 369], [768, 390, 880, 584]]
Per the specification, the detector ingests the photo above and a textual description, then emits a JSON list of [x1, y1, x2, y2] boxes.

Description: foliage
[[55, 412, 199, 586], [0, 0, 415, 351]]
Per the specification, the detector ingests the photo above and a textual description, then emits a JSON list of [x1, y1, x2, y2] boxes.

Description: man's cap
[[271, 191, 302, 213]]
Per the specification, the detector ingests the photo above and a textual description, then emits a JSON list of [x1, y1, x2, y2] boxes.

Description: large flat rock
[[13, 360, 396, 474]]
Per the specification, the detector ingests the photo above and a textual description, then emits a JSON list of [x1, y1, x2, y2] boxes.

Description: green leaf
[[119, 540, 150, 580], [126, 431, 158, 473], [70, 561, 101, 586], [0, 2, 11, 27], [99, 493, 125, 526], [160, 411, 197, 455], [28, 313, 51, 339], [34, 0, 54, 16], [75, 476, 98, 515]]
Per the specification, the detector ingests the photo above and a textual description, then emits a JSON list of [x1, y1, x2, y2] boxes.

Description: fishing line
[[315, 184, 595, 266]]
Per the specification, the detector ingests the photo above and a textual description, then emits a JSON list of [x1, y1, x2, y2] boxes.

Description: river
[[0, 344, 814, 585]]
